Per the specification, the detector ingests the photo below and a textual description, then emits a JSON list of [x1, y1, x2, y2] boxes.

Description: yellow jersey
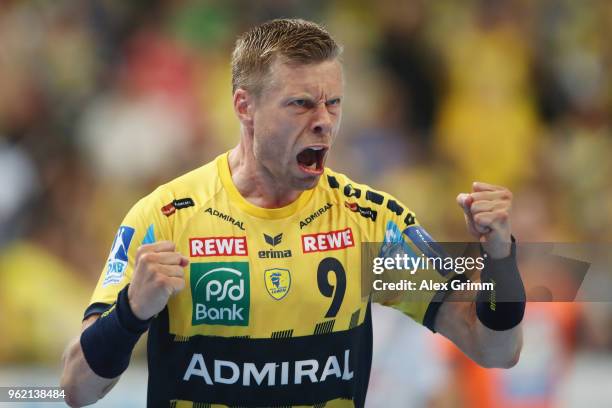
[[86, 152, 451, 407]]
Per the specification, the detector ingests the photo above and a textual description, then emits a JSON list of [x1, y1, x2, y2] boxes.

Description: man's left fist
[[457, 182, 513, 259]]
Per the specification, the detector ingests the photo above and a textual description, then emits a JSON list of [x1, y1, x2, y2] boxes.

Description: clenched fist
[[128, 241, 189, 320], [457, 182, 513, 259]]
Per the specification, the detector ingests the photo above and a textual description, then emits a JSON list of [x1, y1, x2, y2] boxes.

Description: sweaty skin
[[436, 181, 522, 369]]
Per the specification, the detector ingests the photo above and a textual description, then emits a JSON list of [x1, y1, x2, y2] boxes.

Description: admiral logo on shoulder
[[103, 226, 135, 287], [299, 202, 332, 229], [204, 207, 245, 230]]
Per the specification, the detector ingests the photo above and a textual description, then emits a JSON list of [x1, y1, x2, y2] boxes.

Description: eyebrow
[[286, 94, 342, 103]]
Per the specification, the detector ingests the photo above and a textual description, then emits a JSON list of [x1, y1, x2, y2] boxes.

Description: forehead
[[263, 58, 344, 96]]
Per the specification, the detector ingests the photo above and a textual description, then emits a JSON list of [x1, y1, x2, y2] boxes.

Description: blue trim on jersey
[[403, 226, 453, 276], [379, 220, 416, 259], [142, 224, 156, 245]]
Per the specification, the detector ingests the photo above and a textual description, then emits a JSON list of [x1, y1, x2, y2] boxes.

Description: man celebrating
[[61, 19, 524, 407]]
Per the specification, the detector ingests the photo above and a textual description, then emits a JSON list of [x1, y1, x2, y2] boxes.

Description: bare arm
[[434, 292, 523, 368], [435, 182, 523, 368], [60, 315, 120, 407], [60, 241, 188, 407]]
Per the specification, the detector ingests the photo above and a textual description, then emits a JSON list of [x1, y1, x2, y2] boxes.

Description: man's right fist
[[127, 241, 189, 320]]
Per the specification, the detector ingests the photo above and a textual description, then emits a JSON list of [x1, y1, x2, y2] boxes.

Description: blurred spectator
[[366, 305, 446, 408], [433, 0, 540, 191], [0, 237, 90, 363], [375, 0, 442, 153], [432, 302, 582, 408], [0, 142, 39, 246]]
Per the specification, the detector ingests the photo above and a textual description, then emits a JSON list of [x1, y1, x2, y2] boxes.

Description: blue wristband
[[80, 285, 151, 378], [476, 236, 526, 331]]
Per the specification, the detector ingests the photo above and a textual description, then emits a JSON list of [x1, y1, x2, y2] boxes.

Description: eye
[[326, 98, 341, 106], [292, 99, 308, 107]]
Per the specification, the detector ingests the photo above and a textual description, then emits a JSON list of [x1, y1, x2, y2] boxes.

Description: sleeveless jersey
[[85, 152, 451, 407]]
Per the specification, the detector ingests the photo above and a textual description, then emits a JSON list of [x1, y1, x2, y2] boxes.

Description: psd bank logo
[[191, 262, 250, 326], [103, 225, 135, 287]]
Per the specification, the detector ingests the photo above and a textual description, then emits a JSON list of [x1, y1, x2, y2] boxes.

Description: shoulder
[[321, 168, 417, 227], [158, 157, 221, 201], [119, 156, 224, 241], [140, 155, 223, 212]]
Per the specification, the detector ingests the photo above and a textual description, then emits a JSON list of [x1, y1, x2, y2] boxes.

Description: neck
[[228, 141, 302, 209]]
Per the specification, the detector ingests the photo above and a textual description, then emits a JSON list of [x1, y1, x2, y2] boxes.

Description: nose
[[311, 103, 333, 135]]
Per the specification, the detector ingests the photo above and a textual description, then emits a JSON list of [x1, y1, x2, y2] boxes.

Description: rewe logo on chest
[[301, 228, 354, 253], [190, 237, 248, 257]]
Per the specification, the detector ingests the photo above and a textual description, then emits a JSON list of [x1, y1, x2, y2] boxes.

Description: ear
[[233, 88, 254, 128]]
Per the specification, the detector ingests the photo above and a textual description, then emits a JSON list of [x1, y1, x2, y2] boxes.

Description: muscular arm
[[434, 293, 523, 369], [60, 241, 187, 407], [435, 181, 523, 368], [60, 315, 120, 407]]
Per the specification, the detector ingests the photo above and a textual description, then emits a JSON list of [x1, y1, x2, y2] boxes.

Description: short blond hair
[[231, 18, 342, 95]]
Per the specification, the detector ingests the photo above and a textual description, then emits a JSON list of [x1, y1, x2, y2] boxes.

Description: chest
[[166, 204, 368, 338]]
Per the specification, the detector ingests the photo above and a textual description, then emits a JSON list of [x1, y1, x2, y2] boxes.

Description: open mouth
[[296, 146, 328, 174]]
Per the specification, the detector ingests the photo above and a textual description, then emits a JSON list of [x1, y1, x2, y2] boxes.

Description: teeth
[[310, 146, 324, 151]]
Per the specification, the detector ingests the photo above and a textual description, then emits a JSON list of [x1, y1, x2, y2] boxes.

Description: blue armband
[[476, 237, 526, 331], [80, 285, 151, 378]]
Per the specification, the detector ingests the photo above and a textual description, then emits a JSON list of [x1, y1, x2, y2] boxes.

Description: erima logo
[[258, 249, 292, 259], [259, 233, 292, 259], [299, 203, 332, 229], [263, 233, 282, 246], [103, 226, 135, 287], [191, 262, 250, 326], [183, 349, 354, 385]]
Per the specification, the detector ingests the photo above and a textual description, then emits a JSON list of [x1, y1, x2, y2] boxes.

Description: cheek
[[253, 125, 290, 165], [331, 112, 342, 141], [256, 115, 304, 151], [272, 112, 306, 137], [255, 110, 289, 139]]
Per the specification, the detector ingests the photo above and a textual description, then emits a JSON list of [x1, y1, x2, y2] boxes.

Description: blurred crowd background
[[0, 0, 611, 406]]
